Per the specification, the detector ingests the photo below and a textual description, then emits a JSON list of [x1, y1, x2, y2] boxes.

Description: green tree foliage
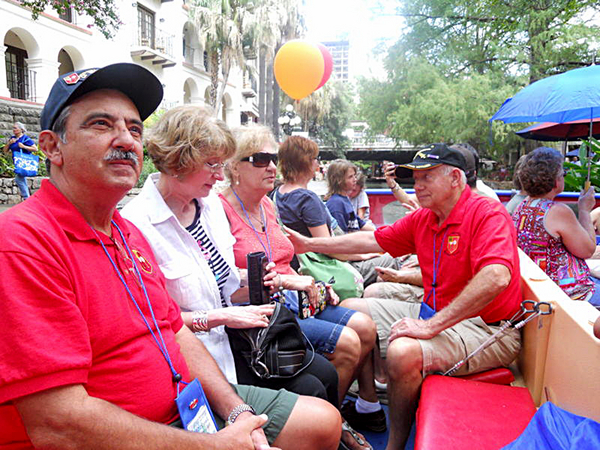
[[189, 0, 301, 117], [291, 81, 353, 153], [359, 0, 600, 160], [564, 139, 600, 192], [388, 0, 600, 82], [21, 0, 121, 39]]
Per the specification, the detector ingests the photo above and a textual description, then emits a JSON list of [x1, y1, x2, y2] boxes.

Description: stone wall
[[0, 177, 141, 207], [0, 99, 43, 142], [0, 176, 45, 204]]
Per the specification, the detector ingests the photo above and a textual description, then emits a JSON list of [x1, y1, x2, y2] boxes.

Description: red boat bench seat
[[457, 367, 515, 385], [415, 375, 536, 450]]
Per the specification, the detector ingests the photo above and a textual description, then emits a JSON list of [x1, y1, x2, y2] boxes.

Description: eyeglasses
[[204, 161, 227, 173], [241, 152, 278, 168]]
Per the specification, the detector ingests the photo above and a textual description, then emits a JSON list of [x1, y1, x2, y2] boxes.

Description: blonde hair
[[225, 123, 278, 182], [145, 105, 236, 176], [325, 159, 356, 200], [279, 136, 319, 183]]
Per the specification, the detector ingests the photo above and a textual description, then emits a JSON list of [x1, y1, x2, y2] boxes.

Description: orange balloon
[[274, 40, 325, 100]]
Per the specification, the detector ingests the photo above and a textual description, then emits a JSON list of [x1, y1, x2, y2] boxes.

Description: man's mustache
[[104, 150, 140, 167]]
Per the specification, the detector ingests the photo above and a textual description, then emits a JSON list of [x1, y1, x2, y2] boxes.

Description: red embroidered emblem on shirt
[[132, 249, 153, 274], [447, 235, 459, 254]]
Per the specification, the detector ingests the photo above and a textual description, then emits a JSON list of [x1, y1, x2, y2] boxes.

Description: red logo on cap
[[63, 73, 80, 85]]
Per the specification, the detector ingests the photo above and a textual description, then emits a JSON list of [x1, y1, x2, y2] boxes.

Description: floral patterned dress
[[513, 197, 594, 300]]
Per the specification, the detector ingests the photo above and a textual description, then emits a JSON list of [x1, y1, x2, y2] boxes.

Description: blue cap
[[40, 63, 163, 130]]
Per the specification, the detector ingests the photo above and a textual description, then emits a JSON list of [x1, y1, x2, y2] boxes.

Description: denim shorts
[[283, 290, 355, 354]]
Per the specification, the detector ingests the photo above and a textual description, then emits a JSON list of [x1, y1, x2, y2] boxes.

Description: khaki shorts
[[367, 281, 424, 303], [366, 299, 521, 377]]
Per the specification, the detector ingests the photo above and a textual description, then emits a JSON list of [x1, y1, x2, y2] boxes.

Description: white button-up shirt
[[122, 173, 240, 383]]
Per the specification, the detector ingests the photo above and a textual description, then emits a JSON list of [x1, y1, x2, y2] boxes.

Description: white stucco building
[[1, 0, 259, 127]]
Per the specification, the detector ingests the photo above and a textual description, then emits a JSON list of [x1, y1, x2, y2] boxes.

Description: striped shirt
[[186, 200, 231, 306]]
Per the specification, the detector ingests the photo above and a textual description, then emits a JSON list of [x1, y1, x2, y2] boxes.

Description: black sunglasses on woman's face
[[241, 152, 278, 168]]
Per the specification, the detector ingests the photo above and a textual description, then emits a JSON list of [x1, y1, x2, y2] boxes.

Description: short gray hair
[[440, 164, 467, 184], [14, 122, 26, 133], [51, 106, 71, 143]]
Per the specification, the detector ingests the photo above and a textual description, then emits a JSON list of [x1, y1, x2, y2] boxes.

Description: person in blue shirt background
[[3, 122, 37, 200]]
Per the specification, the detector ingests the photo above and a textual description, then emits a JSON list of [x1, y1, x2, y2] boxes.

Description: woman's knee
[[346, 312, 377, 349], [275, 396, 341, 450], [331, 327, 361, 366]]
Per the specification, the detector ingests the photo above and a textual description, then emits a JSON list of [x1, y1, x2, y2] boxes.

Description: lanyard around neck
[[90, 221, 184, 386], [232, 188, 274, 262], [423, 228, 449, 311]]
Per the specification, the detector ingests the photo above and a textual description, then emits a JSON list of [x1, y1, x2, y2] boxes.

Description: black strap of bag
[[226, 302, 314, 379]]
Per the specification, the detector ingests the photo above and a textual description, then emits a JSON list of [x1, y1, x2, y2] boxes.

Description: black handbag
[[226, 302, 312, 379]]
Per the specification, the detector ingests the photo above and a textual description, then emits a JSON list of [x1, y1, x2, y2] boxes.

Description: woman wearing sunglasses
[[220, 124, 376, 450], [121, 106, 342, 415]]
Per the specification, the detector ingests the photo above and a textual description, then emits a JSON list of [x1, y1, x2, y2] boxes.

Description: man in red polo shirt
[[286, 143, 522, 450], [0, 63, 340, 450]]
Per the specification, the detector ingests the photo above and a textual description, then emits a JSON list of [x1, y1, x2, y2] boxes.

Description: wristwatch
[[227, 403, 256, 426]]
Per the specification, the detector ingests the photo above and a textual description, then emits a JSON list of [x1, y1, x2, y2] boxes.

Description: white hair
[[440, 164, 467, 184], [14, 122, 26, 133]]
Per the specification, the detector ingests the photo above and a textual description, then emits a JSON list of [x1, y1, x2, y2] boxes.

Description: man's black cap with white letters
[[395, 143, 467, 178], [40, 63, 163, 130]]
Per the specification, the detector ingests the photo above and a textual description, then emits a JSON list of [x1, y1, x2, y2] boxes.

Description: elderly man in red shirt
[[286, 143, 522, 450]]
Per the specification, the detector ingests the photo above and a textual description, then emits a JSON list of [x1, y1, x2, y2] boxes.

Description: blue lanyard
[[90, 221, 184, 388], [232, 189, 274, 262], [423, 228, 449, 311]]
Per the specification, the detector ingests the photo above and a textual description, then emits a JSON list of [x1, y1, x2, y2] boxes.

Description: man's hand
[[282, 226, 310, 254], [375, 266, 423, 286], [220, 413, 280, 450], [388, 317, 439, 343]]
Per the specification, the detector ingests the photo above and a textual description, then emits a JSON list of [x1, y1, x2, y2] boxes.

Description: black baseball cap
[[40, 63, 163, 130], [395, 143, 467, 178]]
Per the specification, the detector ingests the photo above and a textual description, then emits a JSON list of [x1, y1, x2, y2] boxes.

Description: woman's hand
[[263, 262, 284, 294], [402, 199, 420, 213], [282, 274, 319, 308], [211, 304, 275, 329], [326, 285, 339, 306], [578, 186, 596, 213], [384, 161, 397, 183]]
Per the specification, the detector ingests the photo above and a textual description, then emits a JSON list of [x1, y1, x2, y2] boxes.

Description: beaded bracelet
[[191, 310, 209, 333]]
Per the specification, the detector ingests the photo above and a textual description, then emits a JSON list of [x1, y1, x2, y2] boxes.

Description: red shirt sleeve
[[374, 212, 418, 257]]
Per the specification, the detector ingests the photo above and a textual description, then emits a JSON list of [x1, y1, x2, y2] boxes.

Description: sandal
[[338, 420, 373, 450]]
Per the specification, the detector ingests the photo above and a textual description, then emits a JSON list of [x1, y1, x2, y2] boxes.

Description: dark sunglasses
[[241, 152, 278, 168]]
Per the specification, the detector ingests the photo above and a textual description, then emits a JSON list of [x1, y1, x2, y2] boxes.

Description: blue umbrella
[[491, 64, 600, 186], [490, 65, 600, 124]]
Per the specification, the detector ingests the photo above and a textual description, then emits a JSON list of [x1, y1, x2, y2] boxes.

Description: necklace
[[247, 212, 265, 231], [231, 188, 273, 262]]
